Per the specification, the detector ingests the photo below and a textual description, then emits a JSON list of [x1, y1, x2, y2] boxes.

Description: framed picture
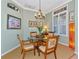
[[7, 14, 21, 29], [28, 21, 43, 27], [29, 21, 38, 27]]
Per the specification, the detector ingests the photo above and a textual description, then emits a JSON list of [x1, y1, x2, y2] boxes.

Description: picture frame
[[28, 21, 43, 27], [7, 14, 21, 29], [38, 21, 43, 27]]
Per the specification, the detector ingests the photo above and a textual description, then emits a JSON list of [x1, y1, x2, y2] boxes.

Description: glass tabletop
[[28, 36, 48, 43]]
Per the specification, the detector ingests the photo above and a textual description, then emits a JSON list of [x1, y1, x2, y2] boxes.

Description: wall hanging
[[7, 14, 21, 29]]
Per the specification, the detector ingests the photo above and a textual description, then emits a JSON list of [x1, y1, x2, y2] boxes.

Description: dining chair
[[48, 31, 54, 38], [17, 34, 34, 59], [39, 35, 59, 59], [30, 32, 42, 56], [30, 32, 37, 37]]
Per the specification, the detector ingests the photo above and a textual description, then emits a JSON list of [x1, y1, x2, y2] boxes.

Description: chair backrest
[[30, 32, 37, 37], [17, 34, 24, 49], [45, 35, 59, 52], [48, 32, 54, 38]]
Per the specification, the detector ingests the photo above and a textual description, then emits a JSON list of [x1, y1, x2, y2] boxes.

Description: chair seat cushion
[[24, 44, 34, 50], [39, 46, 54, 53], [39, 46, 46, 52]]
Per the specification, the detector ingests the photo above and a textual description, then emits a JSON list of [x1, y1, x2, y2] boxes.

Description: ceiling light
[[35, 0, 45, 19]]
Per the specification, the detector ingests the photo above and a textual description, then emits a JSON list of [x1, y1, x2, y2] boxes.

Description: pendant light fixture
[[35, 0, 45, 19]]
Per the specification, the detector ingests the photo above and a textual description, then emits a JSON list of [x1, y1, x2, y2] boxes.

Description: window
[[59, 12, 66, 35], [52, 6, 68, 36], [53, 15, 58, 34]]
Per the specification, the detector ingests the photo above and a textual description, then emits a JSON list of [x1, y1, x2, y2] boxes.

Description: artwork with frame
[[7, 14, 21, 29], [38, 21, 43, 27], [28, 21, 43, 27]]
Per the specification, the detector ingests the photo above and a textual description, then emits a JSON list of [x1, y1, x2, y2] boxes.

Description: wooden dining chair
[[30, 32, 37, 40], [39, 35, 59, 59], [17, 34, 34, 59], [30, 32, 37, 37], [30, 32, 41, 55], [48, 31, 54, 38]]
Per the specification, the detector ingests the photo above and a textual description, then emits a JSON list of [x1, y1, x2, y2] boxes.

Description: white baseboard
[[58, 42, 69, 46], [1, 45, 20, 56]]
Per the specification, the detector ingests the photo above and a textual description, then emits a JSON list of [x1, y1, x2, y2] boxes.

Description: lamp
[[43, 25, 48, 32], [35, 0, 45, 19], [42, 25, 48, 36], [42, 25, 48, 39]]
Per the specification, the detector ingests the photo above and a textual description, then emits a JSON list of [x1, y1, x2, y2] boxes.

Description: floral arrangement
[[37, 26, 43, 34]]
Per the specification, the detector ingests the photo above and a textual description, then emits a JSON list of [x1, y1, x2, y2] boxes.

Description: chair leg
[[22, 51, 25, 59], [37, 47, 40, 56], [21, 50, 23, 54], [34, 48, 36, 56], [54, 51, 57, 59], [38, 50, 40, 56], [44, 54, 47, 59]]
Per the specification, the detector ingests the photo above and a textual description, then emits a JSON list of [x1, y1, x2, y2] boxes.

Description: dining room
[[1, 0, 78, 59]]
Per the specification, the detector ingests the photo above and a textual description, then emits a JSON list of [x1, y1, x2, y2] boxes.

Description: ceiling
[[12, 0, 72, 14]]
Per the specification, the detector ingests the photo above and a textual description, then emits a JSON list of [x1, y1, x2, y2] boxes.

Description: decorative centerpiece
[[37, 26, 43, 35], [37, 25, 48, 39]]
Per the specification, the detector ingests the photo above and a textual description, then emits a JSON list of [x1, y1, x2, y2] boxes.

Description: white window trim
[[52, 5, 69, 37]]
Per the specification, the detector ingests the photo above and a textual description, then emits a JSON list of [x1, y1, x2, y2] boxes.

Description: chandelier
[[35, 0, 45, 19]]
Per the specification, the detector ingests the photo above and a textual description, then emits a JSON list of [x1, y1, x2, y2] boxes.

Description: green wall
[[22, 10, 39, 39], [45, 12, 52, 31], [1, 0, 45, 55], [1, 0, 22, 55]]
